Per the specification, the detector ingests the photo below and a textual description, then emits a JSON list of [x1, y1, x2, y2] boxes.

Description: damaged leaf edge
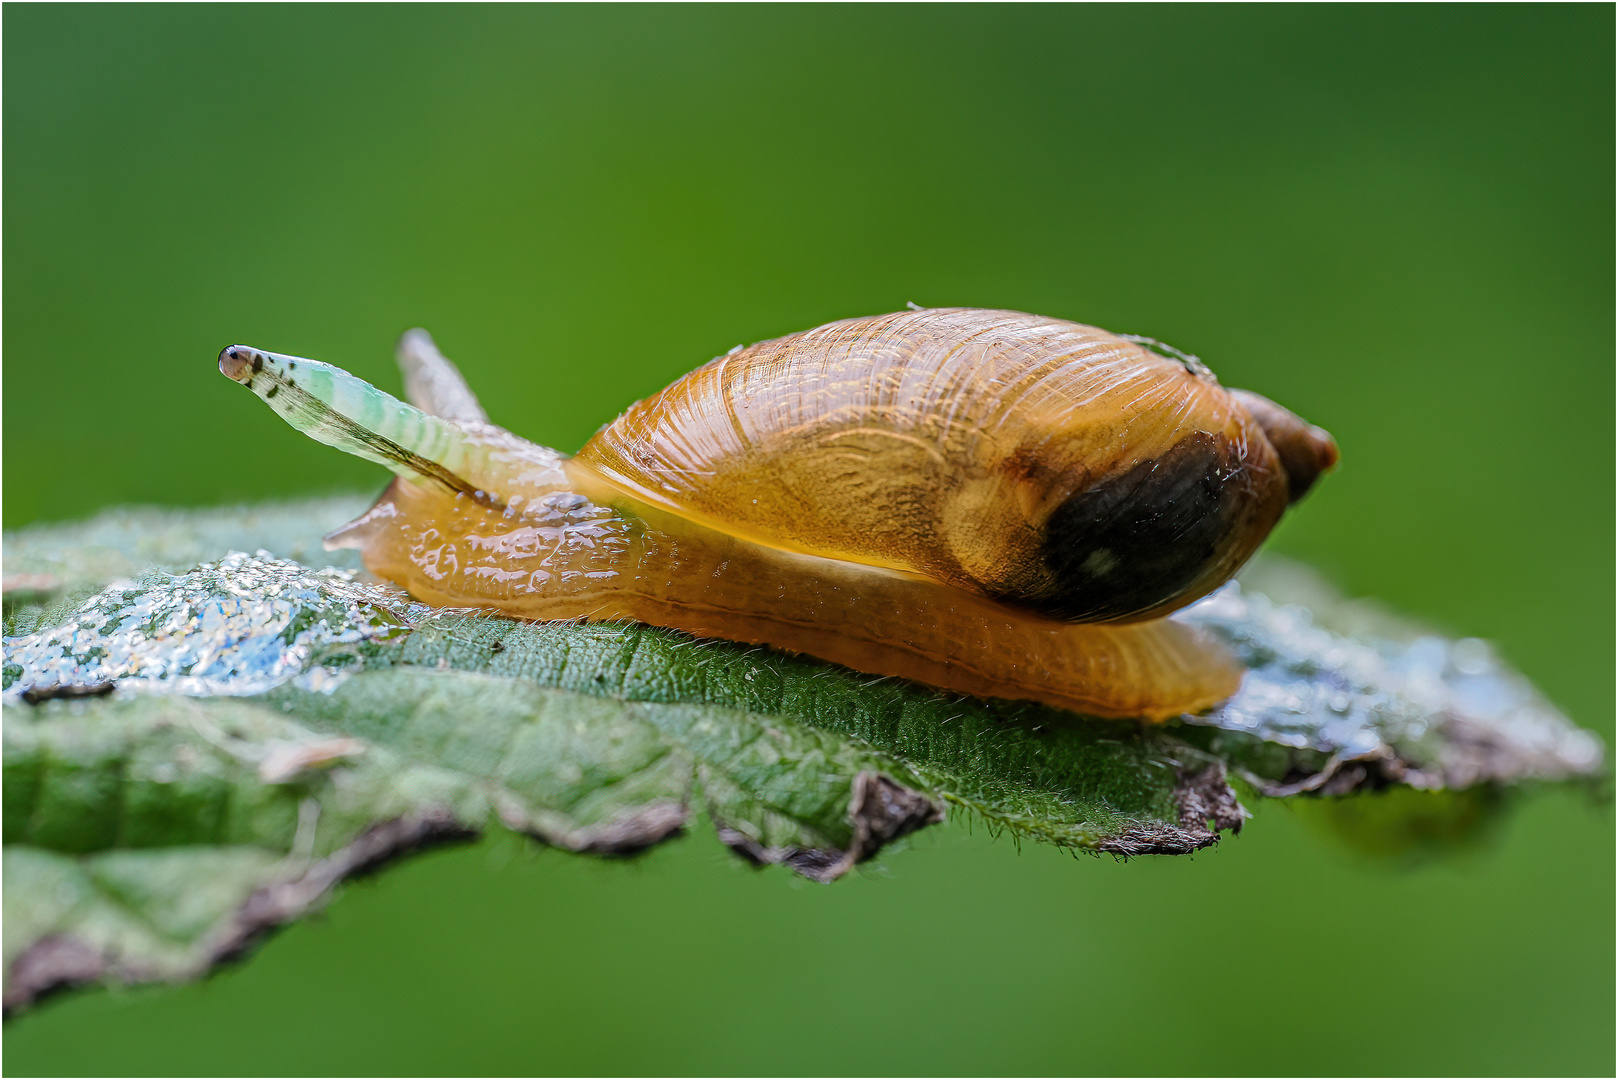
[[3, 810, 477, 1016]]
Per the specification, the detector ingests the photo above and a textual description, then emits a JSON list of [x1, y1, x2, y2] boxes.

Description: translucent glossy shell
[[577, 308, 1292, 622], [218, 309, 1338, 721]]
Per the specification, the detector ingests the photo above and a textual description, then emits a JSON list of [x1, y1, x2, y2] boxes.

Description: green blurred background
[[5, 5, 1612, 1075]]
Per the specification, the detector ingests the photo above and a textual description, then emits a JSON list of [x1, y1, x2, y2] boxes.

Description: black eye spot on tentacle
[[218, 346, 258, 384]]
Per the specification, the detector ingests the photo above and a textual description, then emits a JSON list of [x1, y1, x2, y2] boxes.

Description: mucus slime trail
[[217, 309, 1337, 721]]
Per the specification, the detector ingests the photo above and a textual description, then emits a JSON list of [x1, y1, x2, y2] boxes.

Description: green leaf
[[2, 497, 1603, 1011]]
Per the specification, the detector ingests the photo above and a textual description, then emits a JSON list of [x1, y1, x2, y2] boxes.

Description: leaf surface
[[2, 497, 1602, 1010]]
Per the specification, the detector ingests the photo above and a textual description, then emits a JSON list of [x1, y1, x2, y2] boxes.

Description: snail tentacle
[[217, 344, 492, 499], [397, 329, 488, 423]]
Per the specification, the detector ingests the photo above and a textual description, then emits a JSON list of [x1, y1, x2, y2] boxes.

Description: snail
[[217, 308, 1337, 720]]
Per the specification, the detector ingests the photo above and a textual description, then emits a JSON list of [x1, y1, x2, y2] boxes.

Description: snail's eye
[[217, 345, 263, 382]]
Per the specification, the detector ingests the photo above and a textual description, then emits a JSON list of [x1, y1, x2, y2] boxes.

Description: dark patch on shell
[[1031, 432, 1250, 621]]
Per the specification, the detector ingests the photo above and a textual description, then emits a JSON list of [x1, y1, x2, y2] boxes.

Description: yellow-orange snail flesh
[[217, 308, 1338, 720]]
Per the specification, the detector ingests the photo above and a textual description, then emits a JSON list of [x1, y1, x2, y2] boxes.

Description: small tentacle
[[397, 329, 488, 422]]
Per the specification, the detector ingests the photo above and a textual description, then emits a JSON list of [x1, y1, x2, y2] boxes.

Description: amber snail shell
[[219, 307, 1338, 721]]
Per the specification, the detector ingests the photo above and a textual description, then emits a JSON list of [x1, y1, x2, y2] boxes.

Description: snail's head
[[1231, 389, 1339, 503], [218, 345, 265, 384]]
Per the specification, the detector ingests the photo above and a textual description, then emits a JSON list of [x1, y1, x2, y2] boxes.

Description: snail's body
[[337, 467, 1241, 719], [219, 309, 1336, 720]]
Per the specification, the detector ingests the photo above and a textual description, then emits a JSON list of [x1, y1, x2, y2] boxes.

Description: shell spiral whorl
[[576, 308, 1318, 623]]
